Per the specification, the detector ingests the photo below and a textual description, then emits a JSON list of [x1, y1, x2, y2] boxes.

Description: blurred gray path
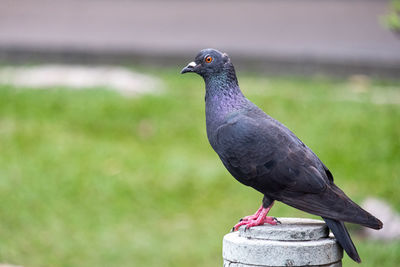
[[0, 0, 399, 77]]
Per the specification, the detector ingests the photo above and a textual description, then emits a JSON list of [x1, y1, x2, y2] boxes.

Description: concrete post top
[[223, 217, 343, 266], [238, 217, 329, 241]]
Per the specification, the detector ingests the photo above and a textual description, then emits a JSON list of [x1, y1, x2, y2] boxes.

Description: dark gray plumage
[[181, 48, 382, 263]]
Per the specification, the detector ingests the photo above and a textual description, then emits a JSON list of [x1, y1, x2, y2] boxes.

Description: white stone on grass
[[362, 197, 400, 241], [0, 65, 161, 96]]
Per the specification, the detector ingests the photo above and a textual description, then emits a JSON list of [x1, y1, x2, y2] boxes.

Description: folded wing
[[213, 112, 382, 229]]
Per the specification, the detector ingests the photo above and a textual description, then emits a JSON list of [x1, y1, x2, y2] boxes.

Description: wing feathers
[[214, 112, 382, 230]]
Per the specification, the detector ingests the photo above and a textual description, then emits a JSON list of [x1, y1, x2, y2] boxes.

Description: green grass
[[0, 68, 399, 266]]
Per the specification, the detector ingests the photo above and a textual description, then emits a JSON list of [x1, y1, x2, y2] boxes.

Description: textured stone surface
[[223, 218, 343, 267], [238, 217, 329, 241], [223, 259, 342, 267]]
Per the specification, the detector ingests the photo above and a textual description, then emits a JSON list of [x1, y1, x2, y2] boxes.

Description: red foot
[[233, 203, 278, 231]]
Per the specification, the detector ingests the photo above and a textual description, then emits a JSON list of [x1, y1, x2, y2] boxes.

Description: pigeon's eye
[[205, 56, 213, 63]]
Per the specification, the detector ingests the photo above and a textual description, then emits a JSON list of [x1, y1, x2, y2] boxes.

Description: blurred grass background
[[0, 68, 399, 266]]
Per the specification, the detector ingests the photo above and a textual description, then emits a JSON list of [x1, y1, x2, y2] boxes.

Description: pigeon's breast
[[206, 107, 244, 150]]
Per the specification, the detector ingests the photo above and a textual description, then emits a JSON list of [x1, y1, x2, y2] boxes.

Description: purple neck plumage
[[204, 64, 239, 99], [203, 65, 248, 136]]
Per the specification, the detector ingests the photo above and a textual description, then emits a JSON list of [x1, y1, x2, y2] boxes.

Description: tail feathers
[[323, 217, 361, 263], [329, 185, 383, 230], [360, 214, 383, 230], [341, 200, 383, 230]]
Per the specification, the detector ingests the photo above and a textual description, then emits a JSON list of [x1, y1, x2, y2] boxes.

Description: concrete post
[[223, 217, 343, 267]]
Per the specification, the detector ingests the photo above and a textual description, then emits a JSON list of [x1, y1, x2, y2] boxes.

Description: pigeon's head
[[181, 48, 233, 78]]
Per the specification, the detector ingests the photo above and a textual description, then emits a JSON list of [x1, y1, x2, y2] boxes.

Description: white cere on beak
[[188, 62, 197, 67]]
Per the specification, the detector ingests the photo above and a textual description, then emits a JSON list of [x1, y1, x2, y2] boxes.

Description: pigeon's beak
[[181, 61, 198, 74]]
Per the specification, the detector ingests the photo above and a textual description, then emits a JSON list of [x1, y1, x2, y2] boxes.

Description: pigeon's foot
[[240, 205, 264, 222], [233, 203, 278, 231]]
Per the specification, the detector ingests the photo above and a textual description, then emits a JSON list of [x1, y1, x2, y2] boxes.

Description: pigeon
[[181, 48, 383, 263]]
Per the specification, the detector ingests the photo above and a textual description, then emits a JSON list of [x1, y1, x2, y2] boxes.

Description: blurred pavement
[[0, 0, 399, 77]]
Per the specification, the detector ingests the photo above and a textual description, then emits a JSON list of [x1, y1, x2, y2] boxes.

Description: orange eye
[[205, 56, 213, 63]]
